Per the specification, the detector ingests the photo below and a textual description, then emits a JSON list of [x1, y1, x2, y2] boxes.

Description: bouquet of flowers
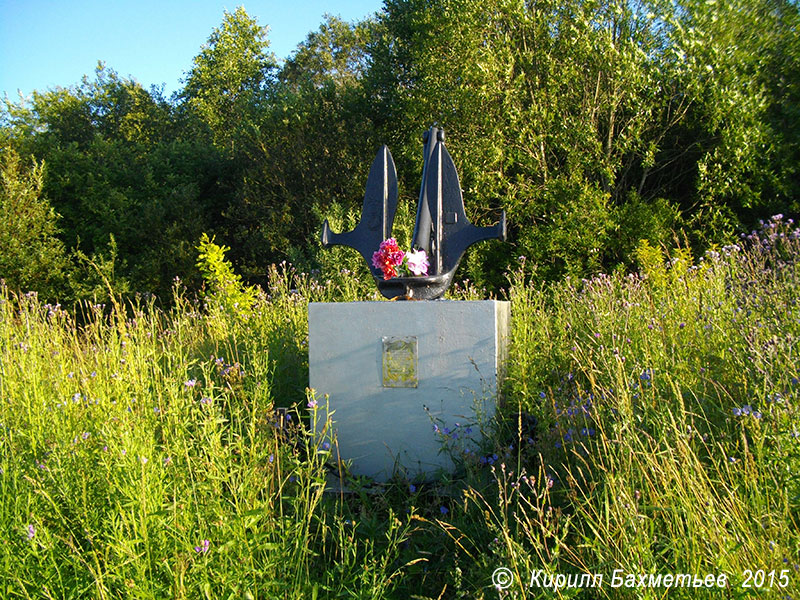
[[371, 238, 429, 280]]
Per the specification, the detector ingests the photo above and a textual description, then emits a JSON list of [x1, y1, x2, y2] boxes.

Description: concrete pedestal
[[308, 300, 510, 482]]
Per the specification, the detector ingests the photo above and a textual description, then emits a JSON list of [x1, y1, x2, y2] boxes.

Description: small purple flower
[[194, 539, 210, 553], [409, 484, 416, 493], [741, 405, 752, 415], [184, 379, 198, 389], [439, 506, 449, 515], [200, 397, 211, 405], [307, 398, 318, 409], [82, 432, 89, 440], [733, 407, 742, 417], [269, 454, 274, 463], [26, 524, 35, 540]]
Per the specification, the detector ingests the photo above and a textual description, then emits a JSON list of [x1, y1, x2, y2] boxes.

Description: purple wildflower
[[194, 539, 210, 554], [26, 524, 35, 540]]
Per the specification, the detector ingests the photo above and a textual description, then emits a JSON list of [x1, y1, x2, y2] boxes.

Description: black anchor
[[321, 126, 506, 299]]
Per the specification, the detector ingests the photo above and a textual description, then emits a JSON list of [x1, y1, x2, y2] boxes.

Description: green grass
[[1, 217, 799, 599]]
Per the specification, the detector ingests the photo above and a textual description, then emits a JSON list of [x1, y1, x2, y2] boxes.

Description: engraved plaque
[[382, 336, 418, 387]]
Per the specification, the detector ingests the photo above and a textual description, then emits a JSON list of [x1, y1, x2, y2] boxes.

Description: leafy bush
[[196, 232, 257, 322], [0, 147, 68, 298]]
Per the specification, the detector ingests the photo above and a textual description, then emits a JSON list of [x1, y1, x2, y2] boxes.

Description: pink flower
[[405, 249, 429, 276], [372, 238, 405, 280]]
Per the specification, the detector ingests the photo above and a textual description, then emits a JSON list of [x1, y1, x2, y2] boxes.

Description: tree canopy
[[1, 0, 798, 300]]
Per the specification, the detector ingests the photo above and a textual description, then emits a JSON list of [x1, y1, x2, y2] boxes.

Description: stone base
[[308, 300, 510, 482]]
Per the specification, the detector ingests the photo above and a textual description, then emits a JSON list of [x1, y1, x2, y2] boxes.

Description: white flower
[[405, 249, 429, 276]]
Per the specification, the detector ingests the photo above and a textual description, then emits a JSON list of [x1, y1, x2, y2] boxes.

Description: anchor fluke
[[320, 145, 398, 277]]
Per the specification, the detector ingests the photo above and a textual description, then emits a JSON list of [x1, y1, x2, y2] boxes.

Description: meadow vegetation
[[1, 0, 799, 597], [1, 216, 797, 598]]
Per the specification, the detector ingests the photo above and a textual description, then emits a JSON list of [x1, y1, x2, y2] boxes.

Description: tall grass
[[498, 215, 800, 598], [1, 216, 798, 599]]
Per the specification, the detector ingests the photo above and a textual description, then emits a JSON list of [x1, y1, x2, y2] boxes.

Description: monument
[[309, 127, 510, 483]]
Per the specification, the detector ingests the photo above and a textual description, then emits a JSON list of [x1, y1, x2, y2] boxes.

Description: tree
[[215, 15, 383, 281], [182, 6, 277, 153], [0, 148, 68, 297], [2, 65, 228, 299], [663, 0, 800, 243]]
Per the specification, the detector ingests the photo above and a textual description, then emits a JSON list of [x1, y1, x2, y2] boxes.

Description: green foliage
[[2, 65, 227, 300], [2, 1, 800, 299], [502, 218, 800, 595], [2, 227, 798, 597], [182, 6, 277, 153], [0, 147, 68, 297], [196, 233, 256, 322], [667, 0, 800, 220]]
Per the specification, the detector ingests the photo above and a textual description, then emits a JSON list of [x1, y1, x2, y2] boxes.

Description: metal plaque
[[382, 336, 418, 387]]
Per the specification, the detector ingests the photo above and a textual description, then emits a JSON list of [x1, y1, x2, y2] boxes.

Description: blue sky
[[0, 0, 384, 100]]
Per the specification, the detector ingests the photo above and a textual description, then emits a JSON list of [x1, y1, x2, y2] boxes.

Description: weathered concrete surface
[[309, 300, 509, 482]]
